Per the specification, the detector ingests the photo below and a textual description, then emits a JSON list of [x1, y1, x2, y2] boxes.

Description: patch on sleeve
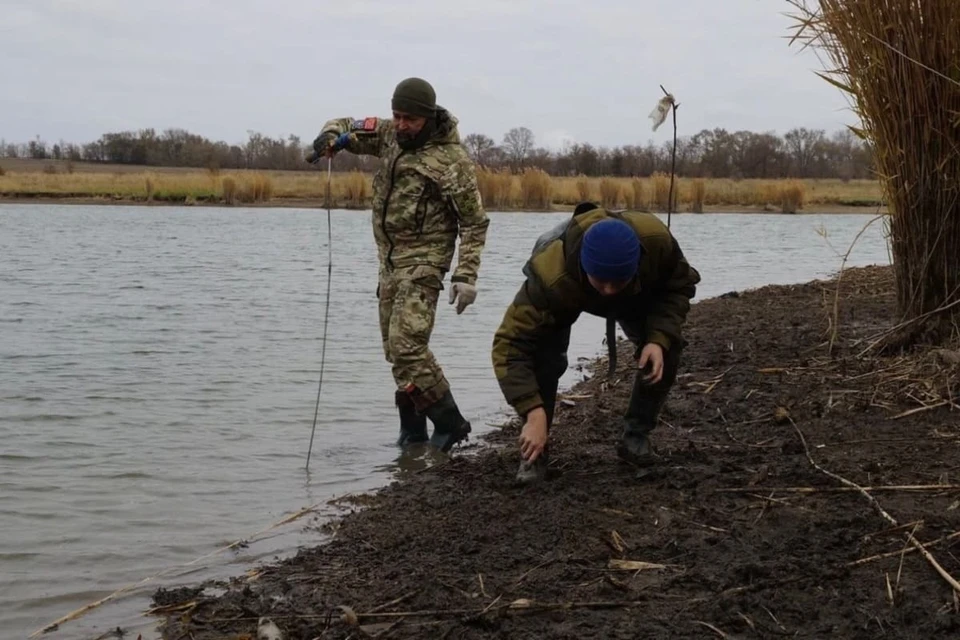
[[351, 117, 378, 131]]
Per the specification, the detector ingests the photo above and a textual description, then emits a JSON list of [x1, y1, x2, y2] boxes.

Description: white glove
[[448, 282, 477, 314]]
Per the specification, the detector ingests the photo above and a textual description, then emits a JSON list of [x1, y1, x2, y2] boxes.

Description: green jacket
[[319, 108, 489, 285], [491, 203, 701, 416]]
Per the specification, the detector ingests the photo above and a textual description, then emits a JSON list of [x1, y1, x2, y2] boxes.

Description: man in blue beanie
[[491, 202, 701, 483]]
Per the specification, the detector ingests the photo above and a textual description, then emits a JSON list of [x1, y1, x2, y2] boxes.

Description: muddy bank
[[152, 265, 960, 639]]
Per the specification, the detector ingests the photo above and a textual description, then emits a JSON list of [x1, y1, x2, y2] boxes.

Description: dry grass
[[0, 162, 883, 212]]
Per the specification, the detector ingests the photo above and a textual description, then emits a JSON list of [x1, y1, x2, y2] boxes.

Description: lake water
[[0, 204, 891, 639]]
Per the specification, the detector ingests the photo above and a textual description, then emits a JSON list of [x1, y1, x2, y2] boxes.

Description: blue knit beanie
[[580, 218, 641, 282]]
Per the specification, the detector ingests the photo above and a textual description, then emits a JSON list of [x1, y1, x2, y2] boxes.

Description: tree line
[[1, 124, 874, 180]]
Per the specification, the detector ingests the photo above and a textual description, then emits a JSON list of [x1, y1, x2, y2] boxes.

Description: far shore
[[0, 159, 885, 215], [0, 194, 887, 216]]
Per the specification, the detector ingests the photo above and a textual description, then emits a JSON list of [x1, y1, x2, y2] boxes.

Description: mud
[[153, 265, 960, 639]]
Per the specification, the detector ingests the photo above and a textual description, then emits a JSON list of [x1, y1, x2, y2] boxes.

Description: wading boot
[[395, 390, 428, 447], [424, 390, 472, 453]]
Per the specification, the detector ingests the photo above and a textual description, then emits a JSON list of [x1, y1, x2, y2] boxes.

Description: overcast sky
[[0, 0, 856, 150]]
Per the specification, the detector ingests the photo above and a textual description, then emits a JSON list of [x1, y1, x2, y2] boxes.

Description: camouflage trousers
[[377, 265, 450, 409]]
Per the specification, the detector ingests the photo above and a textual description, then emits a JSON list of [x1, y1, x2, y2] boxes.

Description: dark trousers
[[533, 319, 683, 434]]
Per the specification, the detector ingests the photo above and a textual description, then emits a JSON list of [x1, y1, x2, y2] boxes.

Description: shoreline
[[147, 264, 959, 640], [0, 195, 887, 215]]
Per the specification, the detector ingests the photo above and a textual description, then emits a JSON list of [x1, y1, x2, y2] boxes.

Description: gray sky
[[0, 0, 855, 150]]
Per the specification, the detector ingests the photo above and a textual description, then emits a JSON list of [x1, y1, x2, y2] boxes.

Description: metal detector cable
[[306, 157, 333, 470]]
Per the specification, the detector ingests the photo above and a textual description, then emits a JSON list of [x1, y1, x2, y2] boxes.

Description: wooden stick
[[715, 484, 960, 494], [790, 417, 960, 594]]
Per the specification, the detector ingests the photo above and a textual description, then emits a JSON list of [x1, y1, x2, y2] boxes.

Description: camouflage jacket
[[319, 108, 489, 286], [491, 203, 701, 416]]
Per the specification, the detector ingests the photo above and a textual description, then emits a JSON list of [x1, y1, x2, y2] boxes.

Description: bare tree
[[502, 127, 535, 169], [463, 133, 497, 167]]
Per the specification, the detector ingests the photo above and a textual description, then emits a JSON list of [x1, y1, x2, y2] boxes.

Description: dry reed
[[576, 175, 592, 202], [599, 178, 621, 209], [0, 165, 884, 212], [221, 176, 238, 205], [779, 180, 806, 214], [144, 175, 155, 202], [789, 0, 960, 345], [519, 168, 552, 210], [690, 179, 706, 213], [342, 171, 368, 208], [651, 172, 672, 211]]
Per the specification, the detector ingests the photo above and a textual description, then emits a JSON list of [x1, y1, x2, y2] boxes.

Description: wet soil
[[153, 265, 960, 639]]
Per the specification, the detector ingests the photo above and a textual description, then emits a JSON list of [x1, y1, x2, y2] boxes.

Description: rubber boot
[[424, 390, 472, 453], [395, 390, 428, 447]]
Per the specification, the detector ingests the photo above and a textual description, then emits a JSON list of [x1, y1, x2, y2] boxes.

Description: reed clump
[[341, 170, 368, 207], [144, 175, 156, 202], [599, 178, 622, 209], [789, 0, 960, 345], [519, 168, 552, 210], [221, 176, 238, 204], [779, 180, 806, 214], [690, 178, 706, 213], [477, 169, 514, 210], [575, 175, 592, 203], [651, 172, 672, 211], [239, 173, 274, 203]]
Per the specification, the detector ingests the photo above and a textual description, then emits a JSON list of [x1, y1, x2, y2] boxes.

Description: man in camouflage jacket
[[309, 77, 489, 453], [491, 202, 700, 483]]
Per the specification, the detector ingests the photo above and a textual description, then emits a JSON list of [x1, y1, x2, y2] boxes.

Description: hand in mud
[[518, 407, 548, 462], [637, 343, 664, 385]]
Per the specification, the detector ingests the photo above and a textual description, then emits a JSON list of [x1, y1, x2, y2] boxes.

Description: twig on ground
[[693, 620, 730, 638], [477, 574, 490, 599], [892, 400, 951, 419], [789, 417, 960, 594], [365, 590, 418, 614], [511, 558, 556, 586], [848, 531, 960, 567], [716, 484, 960, 494]]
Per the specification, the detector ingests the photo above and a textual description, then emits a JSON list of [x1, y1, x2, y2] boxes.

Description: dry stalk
[[847, 531, 960, 568], [693, 621, 730, 638], [789, 417, 960, 594], [716, 484, 960, 494]]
